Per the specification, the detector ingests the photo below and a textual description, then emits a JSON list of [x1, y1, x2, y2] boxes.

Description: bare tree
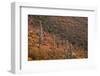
[[39, 20, 43, 44]]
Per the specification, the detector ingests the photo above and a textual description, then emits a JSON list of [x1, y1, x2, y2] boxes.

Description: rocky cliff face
[[28, 15, 88, 61]]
